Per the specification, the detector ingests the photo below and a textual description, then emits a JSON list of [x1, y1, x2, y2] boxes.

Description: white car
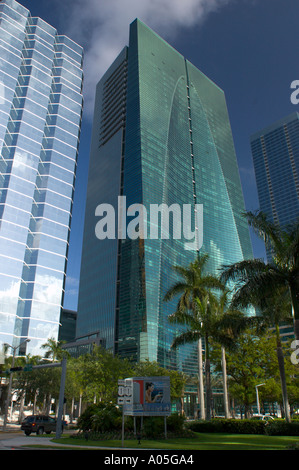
[[251, 415, 275, 422]]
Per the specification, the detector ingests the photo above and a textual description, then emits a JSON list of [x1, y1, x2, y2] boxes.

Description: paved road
[[0, 430, 126, 450], [0, 428, 87, 450], [0, 433, 58, 450]]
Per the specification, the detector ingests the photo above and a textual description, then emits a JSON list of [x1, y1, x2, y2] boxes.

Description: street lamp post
[[3, 339, 30, 430], [255, 383, 265, 415]]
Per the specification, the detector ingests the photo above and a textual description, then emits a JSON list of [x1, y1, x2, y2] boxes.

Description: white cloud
[[62, 0, 232, 117]]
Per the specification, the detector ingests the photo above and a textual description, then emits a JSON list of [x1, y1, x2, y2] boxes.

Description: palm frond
[[220, 258, 269, 284], [171, 330, 202, 349], [168, 309, 198, 328], [243, 210, 284, 252], [230, 268, 288, 309], [163, 281, 190, 301]]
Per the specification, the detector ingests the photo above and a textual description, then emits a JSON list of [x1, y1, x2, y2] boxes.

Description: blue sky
[[18, 0, 299, 310]]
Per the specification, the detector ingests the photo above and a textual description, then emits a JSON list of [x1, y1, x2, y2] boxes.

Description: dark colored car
[[21, 415, 58, 435]]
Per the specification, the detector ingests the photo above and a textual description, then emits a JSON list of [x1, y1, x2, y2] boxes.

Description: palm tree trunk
[[197, 337, 205, 419], [205, 357, 211, 420], [205, 335, 211, 421], [294, 318, 299, 342], [290, 283, 299, 341], [78, 393, 82, 417], [221, 346, 230, 419], [275, 324, 291, 423], [18, 390, 25, 424]]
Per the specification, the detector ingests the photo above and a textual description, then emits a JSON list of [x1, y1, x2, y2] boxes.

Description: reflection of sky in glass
[[0, 0, 83, 354]]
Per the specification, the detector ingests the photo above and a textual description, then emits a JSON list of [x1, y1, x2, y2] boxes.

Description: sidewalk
[[0, 422, 81, 449], [0, 435, 59, 449], [0, 426, 127, 450]]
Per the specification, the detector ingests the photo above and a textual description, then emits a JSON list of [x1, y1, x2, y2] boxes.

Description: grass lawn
[[51, 432, 299, 450]]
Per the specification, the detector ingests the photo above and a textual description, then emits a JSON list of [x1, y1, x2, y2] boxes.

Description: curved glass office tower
[[77, 20, 252, 374], [0, 0, 83, 355]]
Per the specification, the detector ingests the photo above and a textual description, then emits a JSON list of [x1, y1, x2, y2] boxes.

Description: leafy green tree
[[253, 290, 292, 422], [218, 329, 268, 418], [79, 345, 133, 404]]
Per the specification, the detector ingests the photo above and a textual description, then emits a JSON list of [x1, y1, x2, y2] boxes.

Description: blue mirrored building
[[251, 112, 299, 229], [0, 0, 83, 355]]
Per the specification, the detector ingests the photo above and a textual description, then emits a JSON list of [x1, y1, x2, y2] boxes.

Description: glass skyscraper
[[250, 112, 299, 229], [77, 19, 252, 374], [0, 0, 83, 355]]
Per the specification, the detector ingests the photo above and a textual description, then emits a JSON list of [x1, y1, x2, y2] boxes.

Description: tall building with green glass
[[77, 19, 252, 374]]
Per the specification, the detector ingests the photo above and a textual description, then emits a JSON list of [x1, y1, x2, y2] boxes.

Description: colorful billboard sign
[[118, 376, 171, 416]]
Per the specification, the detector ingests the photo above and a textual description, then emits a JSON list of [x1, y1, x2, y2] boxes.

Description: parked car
[[250, 415, 275, 422], [21, 415, 59, 435]]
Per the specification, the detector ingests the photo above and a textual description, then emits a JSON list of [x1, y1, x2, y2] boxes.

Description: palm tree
[[40, 338, 67, 414], [164, 253, 224, 419], [41, 337, 65, 362], [221, 211, 299, 341], [167, 292, 215, 420], [168, 289, 251, 420], [211, 288, 254, 419]]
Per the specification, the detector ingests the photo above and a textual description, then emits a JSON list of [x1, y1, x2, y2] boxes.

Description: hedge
[[187, 418, 299, 436]]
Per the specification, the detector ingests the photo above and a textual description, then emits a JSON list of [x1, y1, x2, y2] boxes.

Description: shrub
[[187, 418, 266, 435], [142, 417, 165, 439], [187, 418, 299, 436], [91, 404, 122, 433], [167, 413, 185, 433], [265, 420, 299, 436], [77, 403, 121, 432], [77, 403, 103, 431]]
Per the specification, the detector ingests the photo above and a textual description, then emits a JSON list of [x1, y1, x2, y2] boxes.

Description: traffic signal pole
[[3, 358, 67, 438]]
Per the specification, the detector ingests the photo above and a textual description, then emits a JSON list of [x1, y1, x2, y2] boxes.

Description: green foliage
[[188, 418, 266, 435], [142, 417, 165, 439], [77, 403, 122, 432], [142, 413, 186, 439], [167, 413, 185, 432], [91, 404, 122, 433], [77, 405, 187, 439], [265, 420, 299, 436], [77, 404, 102, 431], [187, 418, 299, 436]]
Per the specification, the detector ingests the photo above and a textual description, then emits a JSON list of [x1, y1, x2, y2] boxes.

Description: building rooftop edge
[[250, 111, 299, 141]]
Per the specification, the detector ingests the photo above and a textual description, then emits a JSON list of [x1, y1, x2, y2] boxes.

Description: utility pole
[[3, 356, 67, 438], [3, 339, 30, 431]]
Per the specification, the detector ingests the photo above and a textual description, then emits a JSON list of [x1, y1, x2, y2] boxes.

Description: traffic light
[[5, 365, 33, 373]]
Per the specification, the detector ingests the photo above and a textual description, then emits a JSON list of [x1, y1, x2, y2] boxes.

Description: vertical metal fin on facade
[[99, 59, 128, 147], [185, 61, 199, 255], [283, 125, 299, 197], [260, 135, 279, 224]]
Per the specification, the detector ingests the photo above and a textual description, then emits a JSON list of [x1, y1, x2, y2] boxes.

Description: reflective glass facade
[[251, 112, 299, 229], [0, 0, 83, 355], [77, 20, 252, 374]]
